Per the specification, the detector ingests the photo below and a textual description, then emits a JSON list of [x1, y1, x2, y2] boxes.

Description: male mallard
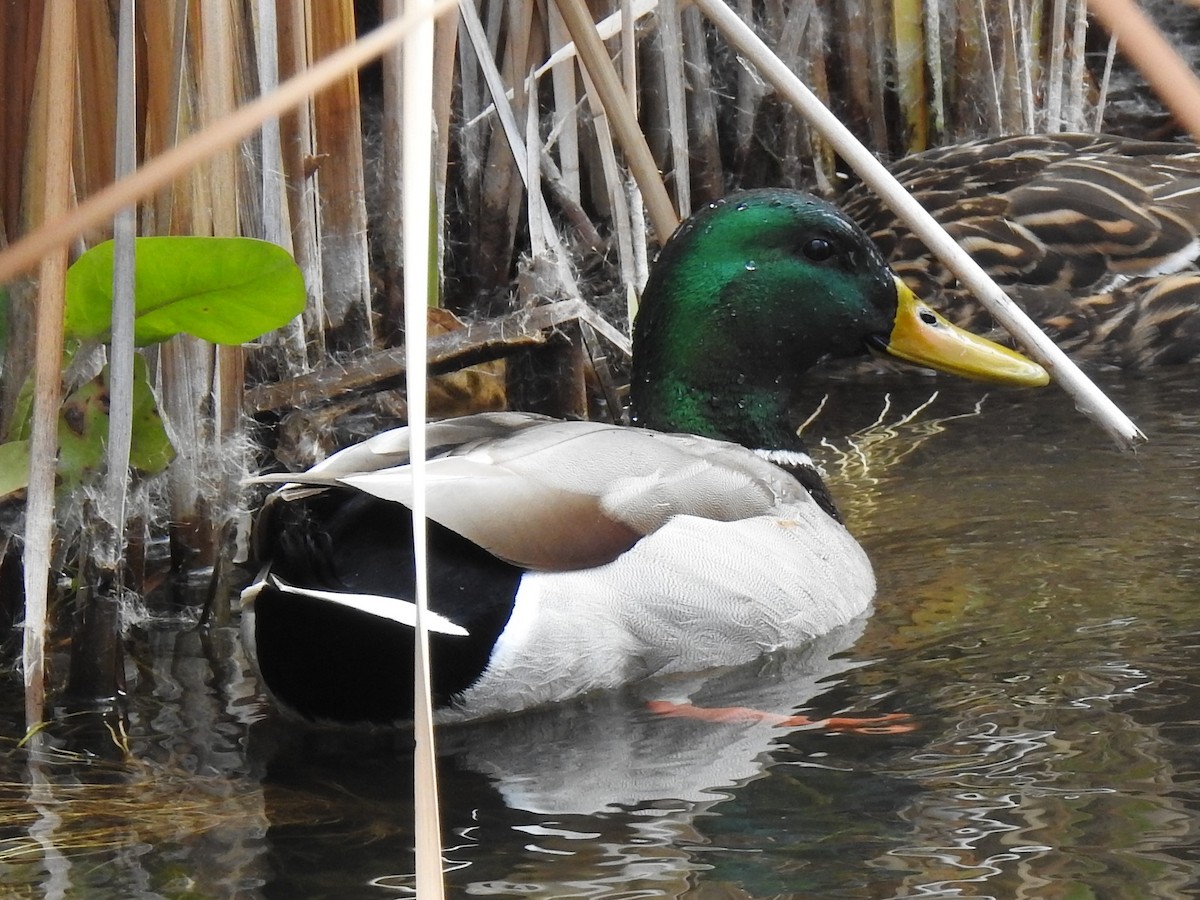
[[242, 190, 1047, 727], [839, 133, 1200, 368]]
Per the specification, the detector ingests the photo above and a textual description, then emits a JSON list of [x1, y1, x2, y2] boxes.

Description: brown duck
[[840, 133, 1200, 368]]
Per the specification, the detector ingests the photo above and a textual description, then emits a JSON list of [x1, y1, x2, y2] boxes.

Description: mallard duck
[[839, 133, 1200, 368], [241, 189, 1047, 727]]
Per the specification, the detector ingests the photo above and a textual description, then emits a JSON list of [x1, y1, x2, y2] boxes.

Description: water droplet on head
[[736, 201, 749, 211], [744, 260, 757, 271]]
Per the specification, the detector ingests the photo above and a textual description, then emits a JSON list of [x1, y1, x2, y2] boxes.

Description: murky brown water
[[2, 368, 1198, 898]]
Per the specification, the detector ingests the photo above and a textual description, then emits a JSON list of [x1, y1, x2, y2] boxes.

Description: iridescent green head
[[630, 189, 1047, 450]]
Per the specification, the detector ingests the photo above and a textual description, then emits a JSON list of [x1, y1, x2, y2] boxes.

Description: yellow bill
[[883, 278, 1050, 386]]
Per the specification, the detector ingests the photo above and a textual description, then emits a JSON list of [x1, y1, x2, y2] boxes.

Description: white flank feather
[[266, 577, 468, 636]]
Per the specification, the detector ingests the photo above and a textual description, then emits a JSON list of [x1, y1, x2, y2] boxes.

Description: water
[[2, 368, 1199, 898]]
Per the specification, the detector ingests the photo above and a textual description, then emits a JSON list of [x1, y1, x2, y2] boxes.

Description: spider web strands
[[693, 0, 1146, 452]]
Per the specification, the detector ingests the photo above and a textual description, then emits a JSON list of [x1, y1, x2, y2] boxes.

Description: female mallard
[[839, 133, 1200, 368], [242, 190, 1047, 727]]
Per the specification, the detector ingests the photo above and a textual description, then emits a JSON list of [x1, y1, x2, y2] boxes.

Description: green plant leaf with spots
[[2, 356, 174, 497], [65, 236, 305, 346]]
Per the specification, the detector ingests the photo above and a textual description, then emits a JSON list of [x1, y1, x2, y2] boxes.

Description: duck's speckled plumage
[[840, 133, 1200, 367]]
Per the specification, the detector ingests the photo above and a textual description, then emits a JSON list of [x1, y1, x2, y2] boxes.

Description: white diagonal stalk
[[403, 0, 448, 897]]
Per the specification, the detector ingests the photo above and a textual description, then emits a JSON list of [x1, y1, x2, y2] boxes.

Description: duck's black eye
[[802, 238, 834, 262]]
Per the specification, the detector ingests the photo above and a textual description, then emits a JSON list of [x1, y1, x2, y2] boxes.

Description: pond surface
[[2, 367, 1199, 898]]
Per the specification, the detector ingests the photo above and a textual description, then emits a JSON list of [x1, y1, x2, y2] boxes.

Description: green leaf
[[0, 284, 8, 372], [51, 357, 176, 491], [65, 236, 306, 346], [0, 440, 30, 499], [125, 355, 174, 475]]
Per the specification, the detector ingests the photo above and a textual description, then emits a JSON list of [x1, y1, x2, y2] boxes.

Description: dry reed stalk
[[199, 0, 243, 402], [101, 0, 138, 573], [22, 0, 77, 732], [74, 2, 118, 208], [580, 62, 640, 299], [432, 14, 459, 294], [840, 0, 890, 151], [892, 0, 929, 151], [733, 0, 760, 165], [868, 0, 893, 146], [659, 0, 692, 217], [547, 5, 582, 204], [473, 5, 527, 291], [275, 0, 326, 358], [139, 0, 190, 232], [554, 0, 677, 242], [1064, 0, 1089, 129], [156, 2, 239, 579], [308, 0, 373, 348], [160, 336, 215, 573], [253, 0, 309, 370], [526, 88, 551, 266], [1046, 0, 1069, 129], [993, 1, 1018, 133], [922, 0, 945, 138], [0, 5, 44, 434], [682, 6, 723, 202], [204, 0, 249, 616], [137, 0, 215, 579], [254, 0, 288, 249], [230, 9, 267, 233], [798, 8, 836, 193], [971, 0, 1004, 133], [0, 3, 42, 242], [620, 0, 650, 302], [1010, 0, 1035, 132], [1093, 33, 1119, 131], [380, 0, 406, 329], [460, 1, 576, 293]]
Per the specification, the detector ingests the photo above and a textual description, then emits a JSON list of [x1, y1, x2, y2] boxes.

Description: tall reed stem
[[22, 0, 77, 732]]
